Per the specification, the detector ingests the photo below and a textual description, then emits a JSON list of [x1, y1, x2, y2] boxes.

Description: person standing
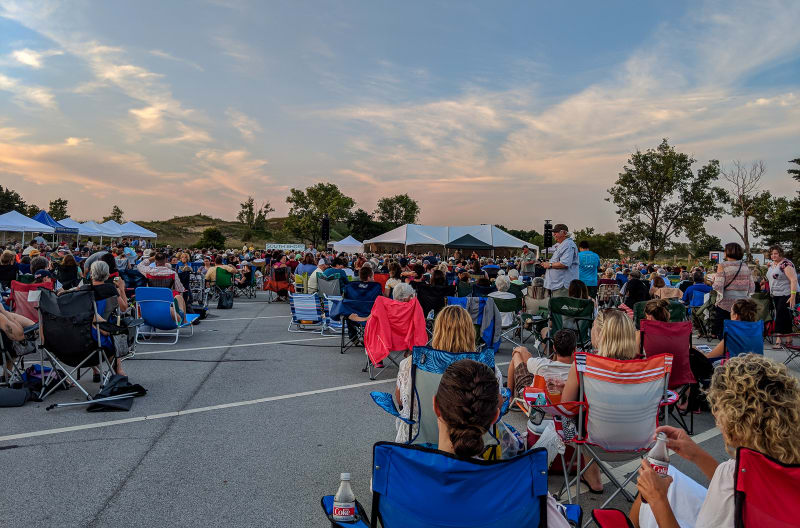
[[520, 245, 537, 277], [578, 240, 601, 298], [542, 223, 578, 297], [711, 242, 753, 339], [767, 245, 797, 349]]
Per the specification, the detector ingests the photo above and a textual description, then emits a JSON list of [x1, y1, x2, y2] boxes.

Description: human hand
[[637, 460, 672, 506], [655, 425, 698, 461]]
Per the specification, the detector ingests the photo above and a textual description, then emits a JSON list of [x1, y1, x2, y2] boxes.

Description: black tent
[[445, 234, 492, 249]]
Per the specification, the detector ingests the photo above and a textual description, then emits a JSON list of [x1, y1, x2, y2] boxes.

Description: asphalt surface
[[1, 291, 796, 527]]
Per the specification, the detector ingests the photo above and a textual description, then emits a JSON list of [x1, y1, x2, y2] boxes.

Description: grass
[[133, 214, 299, 249]]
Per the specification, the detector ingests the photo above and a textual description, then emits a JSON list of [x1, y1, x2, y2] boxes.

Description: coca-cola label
[[647, 457, 669, 477], [332, 502, 355, 521]]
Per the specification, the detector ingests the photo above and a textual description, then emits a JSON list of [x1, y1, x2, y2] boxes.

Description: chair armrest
[[370, 391, 414, 425], [320, 496, 370, 528]]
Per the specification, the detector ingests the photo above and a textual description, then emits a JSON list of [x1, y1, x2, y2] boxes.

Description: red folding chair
[[373, 272, 389, 294], [10, 280, 54, 322], [734, 446, 800, 527], [640, 320, 696, 434], [591, 508, 634, 528]]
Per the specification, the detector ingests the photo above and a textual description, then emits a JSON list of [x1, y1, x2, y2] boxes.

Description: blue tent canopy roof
[[32, 210, 79, 234]]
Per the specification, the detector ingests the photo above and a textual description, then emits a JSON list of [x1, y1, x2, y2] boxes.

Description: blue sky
[[0, 0, 798, 240]]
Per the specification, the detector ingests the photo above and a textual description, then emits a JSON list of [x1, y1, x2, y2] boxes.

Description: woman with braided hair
[[433, 359, 571, 527]]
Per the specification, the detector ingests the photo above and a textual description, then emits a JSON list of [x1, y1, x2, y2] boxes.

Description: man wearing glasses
[[541, 223, 579, 297]]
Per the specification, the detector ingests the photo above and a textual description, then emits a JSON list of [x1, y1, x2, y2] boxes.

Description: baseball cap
[[318, 258, 328, 266], [34, 269, 52, 278]]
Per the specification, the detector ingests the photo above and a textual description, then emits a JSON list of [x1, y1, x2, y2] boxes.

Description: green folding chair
[[633, 300, 687, 329], [546, 296, 595, 352]]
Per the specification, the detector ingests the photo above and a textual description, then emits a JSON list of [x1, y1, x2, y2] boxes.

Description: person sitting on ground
[[138, 252, 188, 322], [703, 298, 758, 361], [508, 329, 575, 403], [433, 359, 572, 527], [384, 262, 402, 296], [560, 309, 639, 493], [681, 270, 712, 305], [630, 354, 800, 528]]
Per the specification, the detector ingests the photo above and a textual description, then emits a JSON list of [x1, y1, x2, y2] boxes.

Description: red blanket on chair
[[364, 296, 428, 365]]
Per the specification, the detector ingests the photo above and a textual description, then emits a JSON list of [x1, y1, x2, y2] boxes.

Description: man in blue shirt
[[682, 270, 712, 305], [578, 240, 601, 298], [542, 223, 579, 296]]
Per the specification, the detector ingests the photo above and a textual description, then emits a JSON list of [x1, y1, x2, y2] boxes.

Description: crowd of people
[[1, 223, 798, 528]]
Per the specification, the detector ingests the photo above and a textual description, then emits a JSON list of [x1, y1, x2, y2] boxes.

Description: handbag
[[217, 290, 234, 309]]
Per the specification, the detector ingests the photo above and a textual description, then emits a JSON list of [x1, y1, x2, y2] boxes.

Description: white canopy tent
[[330, 235, 364, 254], [99, 220, 125, 238], [120, 221, 157, 238], [60, 217, 93, 235], [364, 224, 537, 253], [0, 210, 54, 245]]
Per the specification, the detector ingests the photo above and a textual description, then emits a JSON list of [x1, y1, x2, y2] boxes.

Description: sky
[[0, 0, 798, 240]]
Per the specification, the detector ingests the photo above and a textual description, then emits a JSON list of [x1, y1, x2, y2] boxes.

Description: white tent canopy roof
[[0, 210, 55, 233], [120, 221, 157, 238], [81, 220, 115, 237], [99, 220, 125, 237], [364, 224, 536, 250], [331, 235, 364, 254]]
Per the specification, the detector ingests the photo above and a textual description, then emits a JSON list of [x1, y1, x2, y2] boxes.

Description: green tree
[[0, 185, 27, 214], [347, 209, 386, 241], [195, 227, 226, 249], [789, 158, 800, 183], [374, 194, 420, 228], [237, 196, 256, 229], [607, 139, 727, 261], [723, 160, 765, 262], [26, 204, 41, 217], [102, 205, 124, 223], [253, 201, 275, 232], [285, 183, 355, 246], [750, 187, 800, 259], [48, 198, 69, 220], [572, 227, 629, 258]]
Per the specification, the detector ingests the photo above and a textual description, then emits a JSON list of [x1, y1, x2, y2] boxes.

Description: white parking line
[[2, 360, 512, 443], [203, 315, 291, 322], [134, 335, 337, 356]]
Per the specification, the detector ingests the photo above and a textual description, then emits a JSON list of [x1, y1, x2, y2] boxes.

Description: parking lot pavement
[[1, 292, 796, 527]]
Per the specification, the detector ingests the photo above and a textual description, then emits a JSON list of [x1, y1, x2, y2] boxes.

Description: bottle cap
[[656, 432, 667, 441], [340, 473, 351, 480]]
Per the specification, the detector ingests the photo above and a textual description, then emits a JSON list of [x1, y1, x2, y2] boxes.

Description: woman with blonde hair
[[393, 305, 503, 442], [631, 354, 800, 527]]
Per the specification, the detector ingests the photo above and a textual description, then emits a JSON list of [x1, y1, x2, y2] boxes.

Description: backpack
[[217, 290, 234, 309]]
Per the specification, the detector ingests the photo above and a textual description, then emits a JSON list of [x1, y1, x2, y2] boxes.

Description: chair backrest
[[690, 290, 706, 307], [410, 346, 496, 445], [548, 296, 595, 346], [414, 283, 456, 317], [456, 281, 472, 297], [16, 273, 34, 284], [491, 296, 522, 316], [724, 320, 764, 359], [373, 272, 389, 291], [471, 283, 496, 297], [597, 283, 620, 303], [370, 442, 549, 528], [592, 508, 635, 528], [288, 293, 323, 323], [633, 300, 685, 329], [0, 264, 17, 287], [507, 282, 525, 299], [734, 446, 800, 528], [146, 273, 176, 290], [11, 281, 54, 322], [577, 352, 671, 451], [749, 292, 773, 323], [316, 273, 341, 297], [322, 295, 343, 329], [342, 281, 382, 318], [38, 288, 99, 365], [135, 287, 178, 330], [271, 266, 289, 283], [640, 320, 695, 388], [655, 287, 682, 301], [215, 267, 233, 288]]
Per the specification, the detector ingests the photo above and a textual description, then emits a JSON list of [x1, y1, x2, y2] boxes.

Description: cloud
[[226, 108, 262, 141], [64, 136, 91, 146], [213, 35, 259, 67], [149, 49, 204, 72], [10, 47, 63, 68], [159, 122, 213, 144], [0, 72, 57, 108]]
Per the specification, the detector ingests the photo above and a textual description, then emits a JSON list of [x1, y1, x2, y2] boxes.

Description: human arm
[[560, 363, 579, 403], [636, 460, 679, 528], [706, 339, 724, 359], [785, 265, 798, 306], [136, 259, 151, 276], [114, 277, 129, 312], [655, 425, 719, 480]]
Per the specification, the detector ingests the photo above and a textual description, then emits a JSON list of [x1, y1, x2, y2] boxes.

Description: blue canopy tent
[[33, 211, 79, 236]]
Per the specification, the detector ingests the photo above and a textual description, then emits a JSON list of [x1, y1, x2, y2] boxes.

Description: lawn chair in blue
[[322, 295, 343, 336], [321, 442, 582, 528], [135, 287, 199, 344], [338, 281, 382, 354], [446, 296, 502, 353], [723, 319, 764, 360], [287, 293, 325, 333], [471, 283, 496, 297]]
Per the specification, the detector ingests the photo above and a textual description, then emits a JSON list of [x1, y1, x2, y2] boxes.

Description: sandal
[[580, 476, 604, 495]]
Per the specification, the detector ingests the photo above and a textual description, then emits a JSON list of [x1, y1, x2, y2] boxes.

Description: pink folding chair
[[10, 280, 54, 322], [734, 446, 800, 527], [591, 508, 634, 528]]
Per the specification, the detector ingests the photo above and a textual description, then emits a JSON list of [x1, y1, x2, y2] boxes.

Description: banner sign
[[265, 243, 306, 251]]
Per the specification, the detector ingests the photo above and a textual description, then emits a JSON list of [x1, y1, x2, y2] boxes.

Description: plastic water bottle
[[642, 432, 669, 504], [332, 473, 356, 522]]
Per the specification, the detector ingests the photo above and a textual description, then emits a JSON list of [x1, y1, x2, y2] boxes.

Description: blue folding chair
[[135, 287, 199, 344], [339, 281, 382, 354], [322, 295, 343, 336], [321, 442, 582, 528], [287, 293, 325, 333], [687, 290, 706, 315], [723, 319, 764, 360], [370, 346, 509, 446]]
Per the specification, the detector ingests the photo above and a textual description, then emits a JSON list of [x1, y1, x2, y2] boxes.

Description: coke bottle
[[332, 473, 356, 522], [641, 432, 670, 504]]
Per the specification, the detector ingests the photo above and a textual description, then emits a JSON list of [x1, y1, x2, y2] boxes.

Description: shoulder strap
[[724, 261, 744, 290]]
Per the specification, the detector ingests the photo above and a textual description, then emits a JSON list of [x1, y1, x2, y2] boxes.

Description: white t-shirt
[[526, 357, 572, 383], [696, 459, 735, 528]]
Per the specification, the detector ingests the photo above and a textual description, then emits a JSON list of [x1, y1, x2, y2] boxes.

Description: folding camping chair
[[372, 272, 389, 293], [316, 273, 342, 299], [293, 272, 307, 294], [596, 283, 620, 308], [363, 296, 428, 380], [492, 296, 523, 347], [455, 281, 472, 297], [545, 296, 595, 353], [370, 345, 505, 445], [212, 267, 234, 302], [690, 290, 717, 339], [733, 446, 800, 527], [264, 266, 291, 303], [687, 289, 706, 316], [591, 508, 635, 528], [633, 300, 685, 329], [640, 320, 696, 434], [322, 295, 343, 337], [9, 280, 53, 322], [750, 291, 774, 341], [235, 266, 257, 299], [36, 288, 116, 403], [0, 324, 38, 387], [339, 281, 382, 354], [471, 283, 496, 297], [413, 282, 455, 336], [723, 319, 764, 360], [534, 353, 672, 511], [320, 442, 582, 528], [446, 296, 503, 353], [287, 293, 326, 333], [135, 287, 200, 344]]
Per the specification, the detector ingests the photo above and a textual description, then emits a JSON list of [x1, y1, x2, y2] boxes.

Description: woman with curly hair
[[630, 354, 800, 527]]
